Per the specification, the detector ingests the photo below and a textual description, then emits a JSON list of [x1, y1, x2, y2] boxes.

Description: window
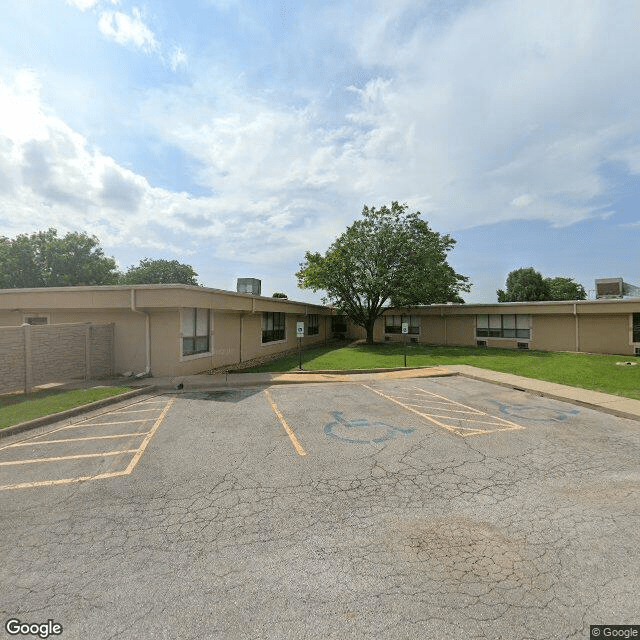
[[182, 308, 210, 356], [331, 316, 347, 333], [385, 315, 420, 334], [307, 314, 319, 336], [476, 314, 530, 339], [24, 316, 48, 325], [633, 313, 640, 343], [262, 312, 285, 343]]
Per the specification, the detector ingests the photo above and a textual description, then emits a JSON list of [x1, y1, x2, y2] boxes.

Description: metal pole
[[299, 337, 302, 370], [404, 335, 407, 367]]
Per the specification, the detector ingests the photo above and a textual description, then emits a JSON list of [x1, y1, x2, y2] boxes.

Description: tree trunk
[[365, 321, 375, 345]]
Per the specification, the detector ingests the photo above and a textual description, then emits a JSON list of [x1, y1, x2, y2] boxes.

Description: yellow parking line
[[0, 469, 130, 491], [263, 389, 308, 457], [5, 433, 147, 447], [0, 449, 139, 466], [57, 418, 152, 430], [402, 403, 483, 415], [122, 398, 175, 473], [110, 407, 163, 414]]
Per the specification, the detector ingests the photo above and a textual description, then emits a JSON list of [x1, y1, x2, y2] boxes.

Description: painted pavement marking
[[5, 433, 147, 447], [361, 384, 524, 437], [0, 397, 174, 491], [263, 389, 308, 457]]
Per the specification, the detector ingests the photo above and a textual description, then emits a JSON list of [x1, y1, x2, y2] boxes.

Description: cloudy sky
[[1, 0, 639, 303]]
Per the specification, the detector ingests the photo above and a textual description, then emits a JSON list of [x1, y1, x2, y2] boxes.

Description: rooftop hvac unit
[[595, 278, 640, 299], [237, 278, 261, 295]]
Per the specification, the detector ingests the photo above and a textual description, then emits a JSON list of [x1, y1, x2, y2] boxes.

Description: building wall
[[47, 311, 147, 375], [532, 315, 576, 352], [579, 315, 633, 355]]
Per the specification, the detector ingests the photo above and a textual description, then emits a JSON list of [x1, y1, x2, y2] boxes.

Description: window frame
[[262, 312, 286, 344], [331, 315, 348, 334], [181, 308, 211, 358], [307, 314, 319, 336], [476, 314, 530, 340], [23, 315, 49, 326], [384, 314, 420, 335], [632, 313, 640, 344]]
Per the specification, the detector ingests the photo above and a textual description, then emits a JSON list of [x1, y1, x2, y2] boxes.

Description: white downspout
[[574, 302, 579, 352], [130, 288, 151, 376]]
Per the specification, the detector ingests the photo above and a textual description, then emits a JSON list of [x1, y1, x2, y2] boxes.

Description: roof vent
[[237, 278, 261, 295]]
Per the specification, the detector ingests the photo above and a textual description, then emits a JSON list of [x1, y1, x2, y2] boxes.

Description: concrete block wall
[[31, 324, 87, 386], [0, 323, 114, 395], [0, 326, 27, 395]]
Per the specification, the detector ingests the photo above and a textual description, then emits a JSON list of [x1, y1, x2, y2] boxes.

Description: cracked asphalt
[[1, 377, 639, 640]]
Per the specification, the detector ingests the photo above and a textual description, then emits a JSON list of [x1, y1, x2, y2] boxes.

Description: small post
[[401, 321, 409, 368], [296, 321, 305, 370]]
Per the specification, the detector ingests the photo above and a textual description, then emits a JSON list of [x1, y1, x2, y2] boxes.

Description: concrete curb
[[280, 365, 446, 375], [0, 386, 157, 440]]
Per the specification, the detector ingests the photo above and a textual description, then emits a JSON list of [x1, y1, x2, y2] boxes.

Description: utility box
[[237, 278, 262, 296]]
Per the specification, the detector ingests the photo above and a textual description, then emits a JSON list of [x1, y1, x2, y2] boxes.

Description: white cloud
[[98, 7, 158, 53], [168, 46, 187, 71], [66, 0, 100, 11]]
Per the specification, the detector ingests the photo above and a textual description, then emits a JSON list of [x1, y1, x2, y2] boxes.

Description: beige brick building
[[1, 285, 639, 379], [0, 284, 339, 377]]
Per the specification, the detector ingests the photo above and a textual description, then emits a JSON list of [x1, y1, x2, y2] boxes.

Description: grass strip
[[241, 343, 640, 400], [0, 386, 133, 429]]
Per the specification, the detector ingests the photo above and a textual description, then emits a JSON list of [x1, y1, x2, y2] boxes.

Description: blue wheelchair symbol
[[324, 411, 416, 444], [490, 400, 580, 422]]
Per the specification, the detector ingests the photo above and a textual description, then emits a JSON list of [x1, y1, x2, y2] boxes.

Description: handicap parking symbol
[[490, 400, 580, 422], [324, 411, 416, 444]]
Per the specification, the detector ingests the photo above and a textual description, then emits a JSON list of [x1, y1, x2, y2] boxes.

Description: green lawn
[[240, 343, 640, 400], [0, 386, 133, 429]]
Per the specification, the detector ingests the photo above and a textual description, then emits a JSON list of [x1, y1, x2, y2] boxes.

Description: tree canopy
[[497, 268, 586, 302], [0, 228, 118, 288], [119, 258, 200, 285], [296, 202, 470, 344], [272, 292, 288, 299]]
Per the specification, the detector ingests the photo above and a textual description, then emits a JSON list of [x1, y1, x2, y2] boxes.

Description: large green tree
[[544, 276, 586, 301], [497, 268, 586, 302], [119, 258, 200, 285], [296, 202, 470, 344], [0, 228, 118, 288]]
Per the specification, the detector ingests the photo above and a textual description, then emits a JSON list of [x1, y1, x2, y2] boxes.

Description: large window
[[476, 314, 530, 339], [262, 312, 285, 343], [633, 313, 640, 343], [385, 315, 420, 335], [182, 308, 210, 356], [307, 314, 319, 336]]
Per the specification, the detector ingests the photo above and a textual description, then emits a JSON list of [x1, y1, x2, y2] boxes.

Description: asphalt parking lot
[[1, 376, 639, 640]]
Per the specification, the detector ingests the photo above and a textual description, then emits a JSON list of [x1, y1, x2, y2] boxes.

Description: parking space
[[0, 396, 174, 491], [1, 377, 639, 639]]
